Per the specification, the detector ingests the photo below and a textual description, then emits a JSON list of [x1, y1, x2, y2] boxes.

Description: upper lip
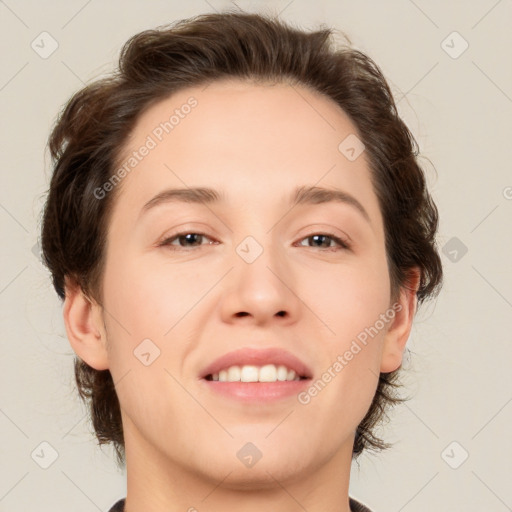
[[200, 347, 313, 379]]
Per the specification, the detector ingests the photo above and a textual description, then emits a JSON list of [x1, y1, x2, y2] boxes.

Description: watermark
[[503, 186, 512, 200], [297, 302, 402, 405], [31, 31, 59, 59], [338, 133, 365, 161], [133, 338, 161, 366], [236, 235, 264, 263], [440, 31, 469, 60], [93, 96, 198, 200], [236, 442, 263, 468], [441, 441, 469, 469], [442, 236, 468, 263], [31, 441, 59, 469]]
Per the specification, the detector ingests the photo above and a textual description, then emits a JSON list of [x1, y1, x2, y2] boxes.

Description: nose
[[219, 239, 302, 327]]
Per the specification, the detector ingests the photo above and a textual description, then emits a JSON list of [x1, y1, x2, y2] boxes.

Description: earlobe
[[62, 277, 110, 371], [380, 267, 421, 373]]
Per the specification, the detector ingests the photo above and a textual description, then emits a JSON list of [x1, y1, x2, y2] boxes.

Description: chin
[[205, 457, 311, 491], [191, 438, 315, 489]]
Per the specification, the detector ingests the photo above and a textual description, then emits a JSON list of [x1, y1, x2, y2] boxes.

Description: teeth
[[259, 364, 276, 382], [241, 365, 259, 382], [227, 366, 241, 381], [276, 365, 288, 381], [212, 364, 301, 383]]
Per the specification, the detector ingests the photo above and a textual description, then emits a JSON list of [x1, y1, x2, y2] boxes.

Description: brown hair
[[40, 11, 443, 466]]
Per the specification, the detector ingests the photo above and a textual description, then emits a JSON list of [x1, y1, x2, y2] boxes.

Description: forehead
[[119, 78, 359, 162], [110, 79, 382, 231]]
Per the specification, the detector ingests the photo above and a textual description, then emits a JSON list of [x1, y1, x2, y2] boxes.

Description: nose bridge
[[235, 231, 285, 297], [220, 227, 299, 323]]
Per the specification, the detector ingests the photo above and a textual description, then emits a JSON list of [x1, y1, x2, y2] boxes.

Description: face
[[89, 80, 403, 486]]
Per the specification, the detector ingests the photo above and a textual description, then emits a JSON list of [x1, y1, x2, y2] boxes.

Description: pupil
[[182, 234, 200, 246], [312, 235, 327, 247]]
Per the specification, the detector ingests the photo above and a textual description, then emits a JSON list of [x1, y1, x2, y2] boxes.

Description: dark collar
[[108, 496, 373, 511]]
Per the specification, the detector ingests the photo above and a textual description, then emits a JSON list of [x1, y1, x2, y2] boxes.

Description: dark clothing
[[108, 498, 125, 512], [108, 496, 373, 511], [350, 497, 374, 511]]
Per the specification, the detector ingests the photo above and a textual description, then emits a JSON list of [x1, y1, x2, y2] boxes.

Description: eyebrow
[[139, 185, 371, 223]]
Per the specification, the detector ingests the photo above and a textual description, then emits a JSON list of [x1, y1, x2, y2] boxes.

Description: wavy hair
[[41, 11, 443, 466]]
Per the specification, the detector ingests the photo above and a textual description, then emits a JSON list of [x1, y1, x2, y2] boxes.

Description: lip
[[200, 379, 310, 402], [199, 347, 313, 380]]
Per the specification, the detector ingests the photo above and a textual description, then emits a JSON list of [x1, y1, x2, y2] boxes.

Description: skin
[[63, 79, 420, 512]]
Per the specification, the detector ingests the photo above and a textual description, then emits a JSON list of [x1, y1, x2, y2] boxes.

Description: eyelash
[[158, 231, 351, 252]]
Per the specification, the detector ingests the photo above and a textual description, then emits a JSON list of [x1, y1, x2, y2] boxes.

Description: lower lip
[[200, 379, 311, 402]]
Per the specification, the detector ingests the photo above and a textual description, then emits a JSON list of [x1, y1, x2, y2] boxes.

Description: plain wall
[[1, 0, 511, 511]]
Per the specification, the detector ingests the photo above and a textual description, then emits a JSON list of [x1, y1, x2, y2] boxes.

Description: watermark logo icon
[[236, 442, 262, 468], [441, 441, 469, 469], [31, 441, 59, 469], [236, 236, 264, 264], [441, 31, 469, 59], [31, 31, 59, 59], [338, 134, 365, 162], [134, 338, 161, 366], [442, 237, 468, 263], [31, 241, 43, 263]]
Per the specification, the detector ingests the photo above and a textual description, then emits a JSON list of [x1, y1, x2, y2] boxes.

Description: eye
[[296, 233, 351, 252], [158, 231, 351, 252], [158, 232, 217, 250]]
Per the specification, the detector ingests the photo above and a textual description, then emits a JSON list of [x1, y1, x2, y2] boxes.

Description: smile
[[205, 364, 307, 382]]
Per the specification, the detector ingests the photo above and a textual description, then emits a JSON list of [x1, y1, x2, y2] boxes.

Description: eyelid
[[157, 230, 216, 248], [294, 231, 351, 250], [158, 229, 352, 252], [294, 223, 352, 247], [155, 221, 219, 246]]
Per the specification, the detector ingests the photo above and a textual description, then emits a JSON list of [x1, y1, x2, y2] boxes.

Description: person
[[40, 10, 443, 512]]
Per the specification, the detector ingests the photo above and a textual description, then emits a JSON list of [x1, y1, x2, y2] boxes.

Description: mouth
[[203, 363, 310, 383], [198, 347, 312, 401], [199, 347, 313, 381]]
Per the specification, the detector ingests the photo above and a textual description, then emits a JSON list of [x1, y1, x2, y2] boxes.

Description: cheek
[[303, 252, 390, 406], [304, 251, 391, 341], [299, 265, 389, 429], [103, 254, 209, 340], [101, 257, 199, 435], [114, 359, 199, 450]]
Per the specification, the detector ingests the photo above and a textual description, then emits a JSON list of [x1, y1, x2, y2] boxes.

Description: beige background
[[1, 0, 511, 511]]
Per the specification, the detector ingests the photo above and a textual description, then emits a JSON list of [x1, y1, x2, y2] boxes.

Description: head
[[41, 11, 443, 475]]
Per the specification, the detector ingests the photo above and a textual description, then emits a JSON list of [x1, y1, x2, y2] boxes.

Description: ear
[[380, 267, 421, 373], [62, 276, 110, 370]]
